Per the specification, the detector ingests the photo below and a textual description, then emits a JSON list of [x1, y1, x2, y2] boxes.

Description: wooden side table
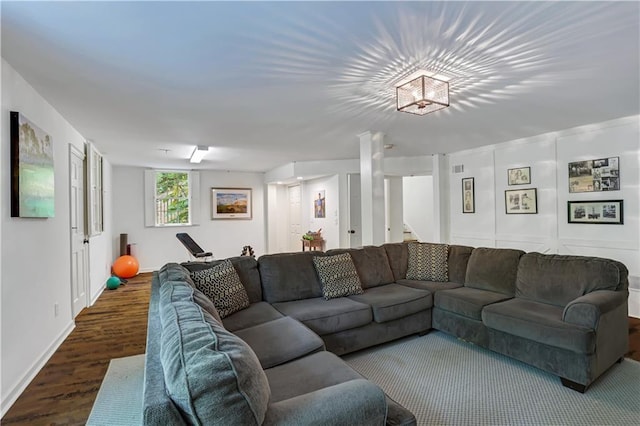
[[302, 238, 324, 251]]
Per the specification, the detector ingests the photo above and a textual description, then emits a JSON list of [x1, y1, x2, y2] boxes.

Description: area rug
[[343, 332, 640, 425], [86, 354, 144, 426]]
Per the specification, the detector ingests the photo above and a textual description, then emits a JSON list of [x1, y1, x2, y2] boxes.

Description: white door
[[70, 146, 89, 318], [288, 185, 302, 251], [348, 173, 362, 248]]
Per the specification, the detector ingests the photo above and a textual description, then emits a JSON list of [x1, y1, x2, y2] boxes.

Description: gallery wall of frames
[[447, 116, 639, 281]]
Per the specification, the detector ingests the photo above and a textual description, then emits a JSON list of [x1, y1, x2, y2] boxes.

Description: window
[[144, 170, 200, 227], [155, 171, 190, 225]]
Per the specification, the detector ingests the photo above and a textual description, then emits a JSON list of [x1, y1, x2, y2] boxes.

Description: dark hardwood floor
[[2, 272, 639, 425], [1, 273, 151, 426]]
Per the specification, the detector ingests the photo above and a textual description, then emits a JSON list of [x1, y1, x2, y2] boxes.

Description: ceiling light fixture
[[189, 145, 210, 163], [396, 74, 449, 115]]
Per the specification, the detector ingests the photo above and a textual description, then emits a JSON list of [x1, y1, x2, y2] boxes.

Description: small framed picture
[[211, 188, 252, 220], [505, 188, 537, 214], [507, 167, 531, 186], [568, 157, 620, 193], [462, 177, 475, 213], [568, 200, 623, 224]]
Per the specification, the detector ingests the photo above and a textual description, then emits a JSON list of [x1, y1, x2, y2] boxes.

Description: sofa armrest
[[563, 290, 628, 328], [263, 379, 387, 426]]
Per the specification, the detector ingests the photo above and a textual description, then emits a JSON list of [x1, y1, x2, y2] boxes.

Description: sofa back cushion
[[258, 251, 325, 303], [516, 252, 628, 307], [182, 256, 262, 303], [159, 283, 270, 425], [448, 245, 474, 284], [406, 242, 449, 282], [325, 246, 395, 288], [465, 248, 524, 295], [382, 243, 410, 281], [382, 242, 474, 284]]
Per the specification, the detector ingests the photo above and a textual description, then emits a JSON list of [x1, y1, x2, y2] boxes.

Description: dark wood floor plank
[[2, 272, 639, 425]]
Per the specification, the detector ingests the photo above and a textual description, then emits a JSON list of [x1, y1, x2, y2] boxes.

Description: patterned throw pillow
[[313, 253, 364, 300], [190, 259, 249, 318], [406, 242, 449, 282]]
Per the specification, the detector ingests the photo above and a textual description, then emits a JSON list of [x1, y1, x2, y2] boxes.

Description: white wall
[[403, 175, 434, 242], [446, 116, 640, 315], [112, 166, 266, 271], [302, 175, 340, 250], [1, 59, 113, 414]]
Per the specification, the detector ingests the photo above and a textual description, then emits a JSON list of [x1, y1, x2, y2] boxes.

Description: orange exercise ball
[[113, 255, 139, 279]]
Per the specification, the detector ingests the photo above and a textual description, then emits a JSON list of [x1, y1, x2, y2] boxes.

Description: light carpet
[[86, 354, 145, 426], [343, 332, 640, 425]]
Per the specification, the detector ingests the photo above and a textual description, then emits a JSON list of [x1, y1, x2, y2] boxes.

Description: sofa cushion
[[158, 262, 194, 285], [272, 297, 372, 335], [234, 317, 325, 369], [397, 279, 463, 294], [448, 245, 474, 284], [190, 259, 250, 318], [465, 248, 524, 296], [482, 298, 596, 354], [382, 242, 410, 281], [159, 288, 270, 425], [406, 242, 449, 282], [265, 351, 364, 402], [348, 284, 432, 323], [259, 252, 325, 303], [222, 301, 283, 332], [516, 252, 627, 307], [183, 256, 263, 304], [325, 246, 395, 288], [313, 253, 364, 299], [435, 287, 512, 321]]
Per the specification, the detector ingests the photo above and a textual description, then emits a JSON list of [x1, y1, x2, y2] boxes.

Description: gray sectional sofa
[[143, 242, 629, 425]]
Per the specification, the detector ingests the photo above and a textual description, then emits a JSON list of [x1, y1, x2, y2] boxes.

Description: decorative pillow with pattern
[[406, 242, 449, 282], [190, 259, 249, 318], [313, 253, 364, 300]]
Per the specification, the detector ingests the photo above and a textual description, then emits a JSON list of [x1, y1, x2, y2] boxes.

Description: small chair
[[176, 233, 213, 261]]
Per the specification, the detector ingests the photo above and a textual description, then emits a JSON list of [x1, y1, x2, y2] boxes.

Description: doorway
[[288, 185, 302, 251], [347, 173, 362, 248], [69, 145, 89, 318]]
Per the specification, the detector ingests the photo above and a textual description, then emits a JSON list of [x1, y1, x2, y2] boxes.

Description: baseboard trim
[[629, 288, 640, 319], [1, 321, 75, 417], [91, 286, 105, 306]]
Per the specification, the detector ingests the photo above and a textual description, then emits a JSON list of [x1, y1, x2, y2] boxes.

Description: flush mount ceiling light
[[396, 74, 450, 115], [189, 145, 210, 163]]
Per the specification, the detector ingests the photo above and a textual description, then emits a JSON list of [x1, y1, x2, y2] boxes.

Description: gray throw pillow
[[313, 253, 364, 300], [190, 259, 249, 318], [406, 242, 449, 282]]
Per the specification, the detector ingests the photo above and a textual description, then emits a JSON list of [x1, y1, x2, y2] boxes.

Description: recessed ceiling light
[[276, 181, 283, 185], [384, 144, 394, 149], [297, 176, 304, 180], [190, 145, 210, 163]]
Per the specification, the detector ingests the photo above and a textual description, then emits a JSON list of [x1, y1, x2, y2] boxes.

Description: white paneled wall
[[446, 116, 639, 306]]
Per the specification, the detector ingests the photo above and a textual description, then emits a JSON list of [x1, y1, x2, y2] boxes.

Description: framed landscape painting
[[568, 200, 623, 224], [211, 188, 252, 219], [10, 111, 55, 218], [505, 188, 537, 214]]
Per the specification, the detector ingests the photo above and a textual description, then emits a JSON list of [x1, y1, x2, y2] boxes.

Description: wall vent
[[452, 164, 464, 174]]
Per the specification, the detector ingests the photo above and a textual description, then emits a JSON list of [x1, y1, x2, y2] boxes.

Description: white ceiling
[[2, 1, 639, 173]]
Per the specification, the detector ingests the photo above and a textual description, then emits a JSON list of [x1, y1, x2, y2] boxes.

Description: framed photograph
[[314, 190, 326, 218], [10, 111, 55, 218], [211, 188, 252, 220], [568, 200, 623, 224], [462, 177, 475, 213], [568, 157, 619, 193], [505, 188, 537, 214], [507, 166, 531, 185]]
